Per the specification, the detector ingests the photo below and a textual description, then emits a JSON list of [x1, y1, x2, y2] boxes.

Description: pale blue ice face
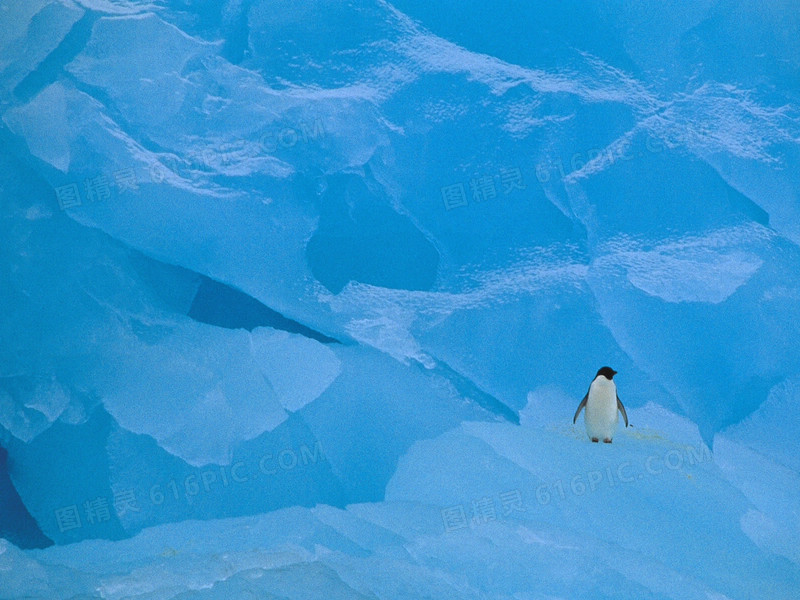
[[1, 1, 799, 598]]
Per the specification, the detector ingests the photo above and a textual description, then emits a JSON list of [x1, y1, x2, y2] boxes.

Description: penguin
[[573, 366, 628, 443]]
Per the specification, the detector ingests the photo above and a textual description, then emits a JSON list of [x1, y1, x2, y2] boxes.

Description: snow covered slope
[[4, 402, 799, 599]]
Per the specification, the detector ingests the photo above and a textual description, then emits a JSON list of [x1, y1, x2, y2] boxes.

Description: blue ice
[[1, 1, 799, 598]]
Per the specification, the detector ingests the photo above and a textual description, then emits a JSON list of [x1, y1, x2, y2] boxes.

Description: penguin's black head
[[596, 366, 617, 380]]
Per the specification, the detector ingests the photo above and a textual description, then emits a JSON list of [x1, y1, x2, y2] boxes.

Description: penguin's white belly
[[585, 382, 619, 440]]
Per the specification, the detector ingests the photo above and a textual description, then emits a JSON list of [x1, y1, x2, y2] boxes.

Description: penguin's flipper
[[573, 391, 589, 424], [617, 394, 629, 427]]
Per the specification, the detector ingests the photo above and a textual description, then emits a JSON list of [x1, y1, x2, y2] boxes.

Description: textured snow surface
[[4, 403, 800, 599]]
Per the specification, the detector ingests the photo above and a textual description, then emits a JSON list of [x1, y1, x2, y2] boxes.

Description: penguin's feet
[[591, 438, 599, 443], [603, 438, 612, 443]]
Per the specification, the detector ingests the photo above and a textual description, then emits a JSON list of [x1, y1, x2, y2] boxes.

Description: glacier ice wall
[[1, 0, 799, 578]]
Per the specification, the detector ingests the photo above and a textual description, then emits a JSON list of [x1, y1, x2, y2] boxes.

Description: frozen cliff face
[[0, 6, 799, 598]]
